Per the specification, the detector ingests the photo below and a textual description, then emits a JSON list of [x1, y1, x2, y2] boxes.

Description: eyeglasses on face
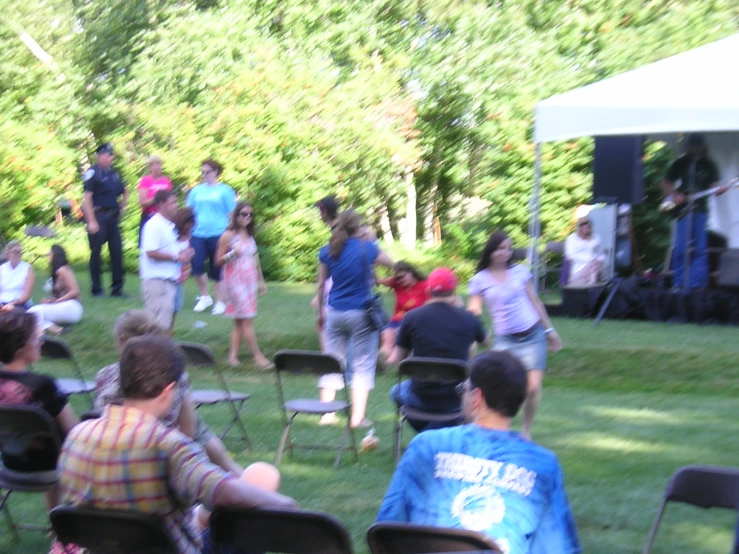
[[455, 380, 472, 397], [238, 212, 254, 218]]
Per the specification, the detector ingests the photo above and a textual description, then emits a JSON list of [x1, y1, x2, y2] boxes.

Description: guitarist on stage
[[661, 133, 727, 290]]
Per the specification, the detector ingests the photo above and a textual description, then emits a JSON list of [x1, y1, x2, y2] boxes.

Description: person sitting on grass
[[377, 261, 429, 362], [377, 350, 581, 554], [94, 309, 242, 475], [0, 240, 35, 311], [0, 309, 79, 511], [58, 334, 297, 554], [28, 244, 83, 336]]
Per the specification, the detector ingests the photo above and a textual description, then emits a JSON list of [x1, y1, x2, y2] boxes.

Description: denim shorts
[[384, 320, 402, 331], [494, 324, 547, 371], [191, 235, 222, 281]]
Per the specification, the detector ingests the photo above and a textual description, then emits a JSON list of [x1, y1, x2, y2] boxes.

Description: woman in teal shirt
[[186, 158, 237, 315]]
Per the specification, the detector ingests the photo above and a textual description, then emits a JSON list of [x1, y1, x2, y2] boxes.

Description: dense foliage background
[[1, 0, 737, 280]]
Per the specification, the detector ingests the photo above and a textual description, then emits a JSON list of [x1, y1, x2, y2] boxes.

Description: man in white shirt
[[140, 190, 193, 330]]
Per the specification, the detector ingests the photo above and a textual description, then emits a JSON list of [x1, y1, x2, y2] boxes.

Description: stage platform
[[546, 280, 739, 325]]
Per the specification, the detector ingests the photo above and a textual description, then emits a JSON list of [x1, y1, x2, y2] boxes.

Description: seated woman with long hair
[[0, 309, 80, 509], [94, 310, 242, 474], [28, 244, 83, 335]]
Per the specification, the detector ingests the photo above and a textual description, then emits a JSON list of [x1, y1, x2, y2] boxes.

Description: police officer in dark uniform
[[82, 143, 129, 297]]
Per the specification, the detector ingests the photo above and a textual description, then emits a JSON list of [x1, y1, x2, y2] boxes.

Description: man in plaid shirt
[[57, 335, 296, 554]]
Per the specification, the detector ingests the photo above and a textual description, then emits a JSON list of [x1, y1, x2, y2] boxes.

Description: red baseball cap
[[428, 267, 457, 294]]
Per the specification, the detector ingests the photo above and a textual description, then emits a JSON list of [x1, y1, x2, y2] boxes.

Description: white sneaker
[[211, 301, 226, 315], [193, 295, 213, 312]]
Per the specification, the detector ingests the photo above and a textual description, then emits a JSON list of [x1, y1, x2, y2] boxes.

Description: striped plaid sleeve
[[163, 429, 231, 511]]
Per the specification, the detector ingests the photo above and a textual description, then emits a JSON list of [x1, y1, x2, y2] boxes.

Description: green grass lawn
[[3, 274, 739, 554]]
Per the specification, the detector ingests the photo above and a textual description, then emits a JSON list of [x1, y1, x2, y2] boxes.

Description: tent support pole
[[530, 142, 543, 292]]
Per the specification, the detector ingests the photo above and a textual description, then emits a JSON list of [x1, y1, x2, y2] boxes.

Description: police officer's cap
[[96, 143, 115, 155]]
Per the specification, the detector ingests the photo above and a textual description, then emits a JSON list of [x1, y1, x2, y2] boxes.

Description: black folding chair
[[367, 522, 502, 554], [177, 341, 251, 445], [273, 350, 358, 468], [50, 506, 179, 554], [40, 337, 96, 406], [0, 404, 61, 540], [210, 506, 353, 554], [644, 464, 739, 554], [394, 358, 468, 464]]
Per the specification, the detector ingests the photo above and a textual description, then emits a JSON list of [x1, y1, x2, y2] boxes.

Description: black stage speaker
[[593, 136, 644, 205], [717, 249, 739, 287]]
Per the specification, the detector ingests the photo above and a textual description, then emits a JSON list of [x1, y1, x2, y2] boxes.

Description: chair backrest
[[274, 350, 343, 377], [210, 507, 353, 554], [665, 465, 739, 509], [41, 336, 75, 361], [367, 522, 502, 554], [398, 358, 468, 384], [0, 404, 61, 465], [176, 341, 217, 367], [50, 506, 179, 554]]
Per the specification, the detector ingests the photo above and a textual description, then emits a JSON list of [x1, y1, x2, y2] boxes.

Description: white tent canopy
[[535, 34, 739, 142], [529, 35, 739, 286]]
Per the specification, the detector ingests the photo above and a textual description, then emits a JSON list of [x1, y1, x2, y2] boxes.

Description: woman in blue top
[[316, 210, 393, 428], [186, 159, 237, 315]]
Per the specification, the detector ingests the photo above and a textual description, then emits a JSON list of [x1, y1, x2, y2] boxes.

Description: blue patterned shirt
[[377, 425, 581, 554]]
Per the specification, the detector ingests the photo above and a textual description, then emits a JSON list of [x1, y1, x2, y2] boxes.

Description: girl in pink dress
[[216, 202, 271, 368]]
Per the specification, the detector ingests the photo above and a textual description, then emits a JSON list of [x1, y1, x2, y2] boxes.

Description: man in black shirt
[[387, 267, 487, 430], [661, 134, 725, 290], [83, 143, 129, 297]]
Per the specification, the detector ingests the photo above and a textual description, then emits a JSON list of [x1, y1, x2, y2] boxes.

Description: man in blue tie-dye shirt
[[377, 351, 581, 554]]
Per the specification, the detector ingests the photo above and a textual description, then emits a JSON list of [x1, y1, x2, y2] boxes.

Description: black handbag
[[361, 243, 389, 331]]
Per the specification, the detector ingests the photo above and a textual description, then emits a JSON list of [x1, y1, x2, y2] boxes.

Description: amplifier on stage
[[717, 249, 739, 288]]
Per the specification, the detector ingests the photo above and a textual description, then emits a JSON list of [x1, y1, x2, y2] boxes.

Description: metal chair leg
[[643, 503, 667, 554], [220, 399, 251, 446], [346, 410, 358, 463], [394, 413, 404, 465], [275, 413, 296, 465], [334, 425, 349, 469], [0, 490, 19, 542]]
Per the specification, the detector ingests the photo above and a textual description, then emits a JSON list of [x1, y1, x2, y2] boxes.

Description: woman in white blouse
[[565, 216, 605, 286], [0, 240, 35, 311]]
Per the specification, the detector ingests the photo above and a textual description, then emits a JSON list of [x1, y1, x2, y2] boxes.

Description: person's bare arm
[[119, 186, 129, 213], [376, 276, 395, 288], [56, 404, 80, 435], [255, 252, 267, 295], [467, 294, 484, 316], [213, 478, 298, 510], [138, 187, 154, 209], [83, 191, 99, 234], [316, 263, 328, 327], [178, 393, 198, 439], [525, 281, 562, 351], [375, 250, 393, 269], [215, 231, 234, 267], [386, 345, 409, 366]]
